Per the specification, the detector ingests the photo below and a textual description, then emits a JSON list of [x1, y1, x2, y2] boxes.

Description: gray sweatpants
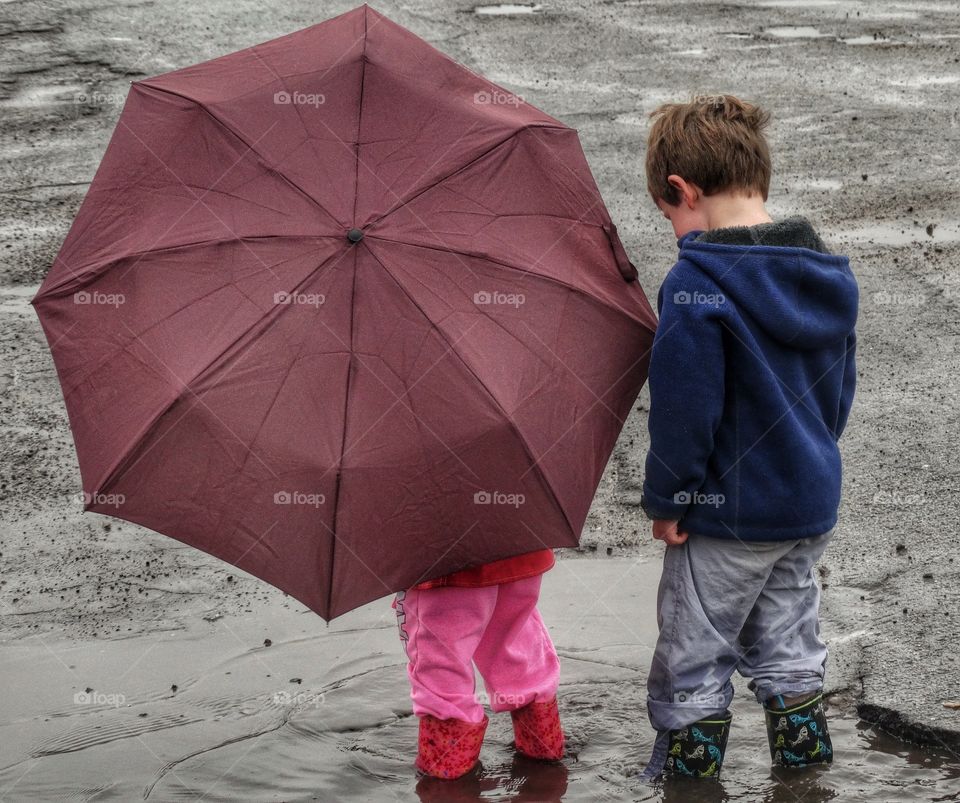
[[646, 529, 832, 734]]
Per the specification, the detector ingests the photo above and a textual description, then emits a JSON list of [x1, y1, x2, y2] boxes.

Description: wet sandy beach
[[2, 0, 960, 800], [2, 558, 958, 801]]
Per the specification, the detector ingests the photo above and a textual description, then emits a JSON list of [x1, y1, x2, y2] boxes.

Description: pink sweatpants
[[394, 574, 560, 723]]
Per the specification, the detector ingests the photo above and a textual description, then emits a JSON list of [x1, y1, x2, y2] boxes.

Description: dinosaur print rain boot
[[664, 711, 732, 778], [415, 714, 488, 779], [764, 692, 833, 767]]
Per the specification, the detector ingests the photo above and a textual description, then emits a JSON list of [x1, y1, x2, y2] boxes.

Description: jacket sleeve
[[640, 275, 726, 521], [834, 331, 857, 440]]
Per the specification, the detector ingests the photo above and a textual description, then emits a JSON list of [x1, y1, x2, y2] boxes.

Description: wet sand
[[2, 559, 958, 801], [2, 0, 960, 800]]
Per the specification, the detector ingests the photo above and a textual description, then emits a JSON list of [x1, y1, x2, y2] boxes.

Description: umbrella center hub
[[347, 227, 364, 244]]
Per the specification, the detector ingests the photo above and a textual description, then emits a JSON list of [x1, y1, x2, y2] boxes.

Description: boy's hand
[[652, 519, 688, 546]]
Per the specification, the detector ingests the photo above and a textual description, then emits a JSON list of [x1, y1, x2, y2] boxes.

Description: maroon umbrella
[[32, 4, 656, 619]]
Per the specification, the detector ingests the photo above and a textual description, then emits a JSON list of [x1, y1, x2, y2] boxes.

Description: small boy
[[638, 95, 858, 779]]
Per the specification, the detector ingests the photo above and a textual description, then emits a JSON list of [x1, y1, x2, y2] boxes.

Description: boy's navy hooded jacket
[[640, 217, 858, 540]]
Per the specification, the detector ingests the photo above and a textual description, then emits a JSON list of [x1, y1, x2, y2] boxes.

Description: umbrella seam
[[90, 244, 352, 498], [364, 246, 579, 545], [247, 43, 350, 235], [366, 123, 567, 227], [205, 301, 323, 554], [139, 181, 297, 218], [363, 247, 557, 379], [143, 67, 348, 107], [134, 82, 346, 230], [35, 236, 341, 300], [366, 234, 656, 332], [395, 208, 607, 227], [52, 242, 337, 399], [327, 8, 370, 618]]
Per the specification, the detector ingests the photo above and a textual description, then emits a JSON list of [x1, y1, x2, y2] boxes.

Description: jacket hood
[[677, 218, 858, 349]]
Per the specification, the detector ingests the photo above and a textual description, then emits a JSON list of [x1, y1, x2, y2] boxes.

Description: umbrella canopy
[[32, 4, 657, 619]]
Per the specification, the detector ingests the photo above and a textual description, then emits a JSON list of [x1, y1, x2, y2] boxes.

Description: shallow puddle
[[474, 3, 544, 15], [133, 685, 960, 802], [4, 84, 87, 107], [1, 559, 958, 800], [842, 34, 894, 45], [764, 26, 832, 39], [0, 284, 38, 315], [756, 0, 917, 17], [836, 221, 960, 246], [757, 0, 843, 6], [787, 177, 844, 192], [889, 74, 960, 87]]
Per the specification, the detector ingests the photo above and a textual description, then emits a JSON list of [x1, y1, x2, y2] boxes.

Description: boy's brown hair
[[646, 94, 771, 205]]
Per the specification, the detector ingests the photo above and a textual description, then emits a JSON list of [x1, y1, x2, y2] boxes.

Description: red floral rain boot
[[415, 714, 488, 779], [511, 697, 565, 760]]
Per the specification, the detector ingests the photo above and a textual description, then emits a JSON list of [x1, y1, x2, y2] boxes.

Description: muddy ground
[[1, 0, 960, 800]]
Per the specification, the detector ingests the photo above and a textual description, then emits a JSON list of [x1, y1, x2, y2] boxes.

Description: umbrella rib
[[35, 235, 339, 300], [366, 234, 656, 331], [365, 123, 566, 228], [57, 242, 332, 400], [136, 83, 345, 231], [327, 15, 369, 617], [364, 251, 556, 379], [90, 244, 352, 498], [363, 246, 578, 544], [246, 44, 356, 233], [144, 182, 295, 218], [204, 306, 328, 551], [352, 9, 369, 225], [368, 256, 578, 418], [327, 255, 358, 619]]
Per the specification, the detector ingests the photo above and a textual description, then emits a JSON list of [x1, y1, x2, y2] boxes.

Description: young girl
[[393, 548, 565, 779]]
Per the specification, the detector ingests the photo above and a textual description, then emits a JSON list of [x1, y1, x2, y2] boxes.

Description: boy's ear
[[667, 175, 700, 209]]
